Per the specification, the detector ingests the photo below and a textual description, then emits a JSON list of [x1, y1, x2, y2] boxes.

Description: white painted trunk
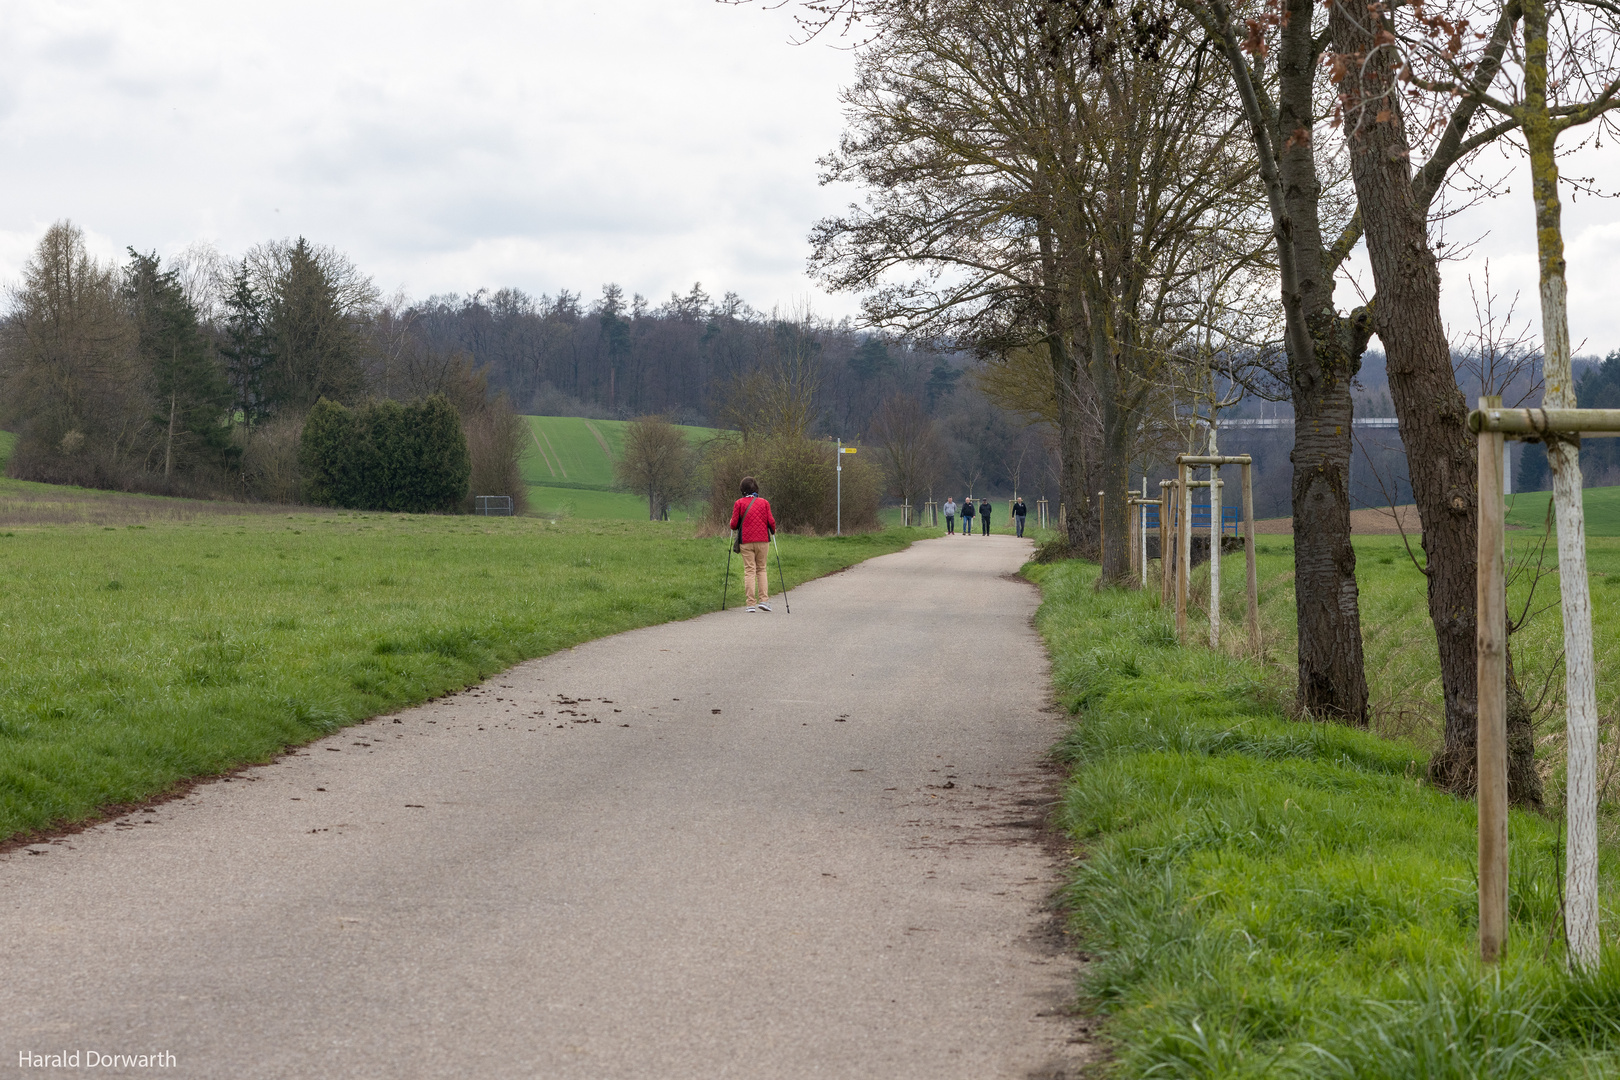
[[1543, 269, 1600, 969], [1551, 437, 1600, 968]]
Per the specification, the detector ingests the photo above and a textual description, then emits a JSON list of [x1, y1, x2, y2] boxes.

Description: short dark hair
[[740, 476, 759, 496]]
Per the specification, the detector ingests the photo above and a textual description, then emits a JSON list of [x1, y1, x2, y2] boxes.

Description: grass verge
[[0, 511, 909, 842], [1028, 557, 1620, 1078]]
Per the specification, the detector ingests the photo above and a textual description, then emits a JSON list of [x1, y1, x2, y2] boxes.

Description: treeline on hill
[[403, 286, 1053, 503], [1518, 349, 1620, 490], [0, 222, 528, 511], [0, 222, 1051, 516]]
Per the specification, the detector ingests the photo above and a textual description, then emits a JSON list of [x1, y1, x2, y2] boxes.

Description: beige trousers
[[740, 542, 769, 605]]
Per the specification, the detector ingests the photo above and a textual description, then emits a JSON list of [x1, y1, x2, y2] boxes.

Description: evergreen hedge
[[299, 395, 470, 512]]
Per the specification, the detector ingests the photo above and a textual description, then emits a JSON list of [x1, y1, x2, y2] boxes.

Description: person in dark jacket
[[960, 497, 974, 537], [979, 498, 992, 535], [1013, 497, 1027, 537], [729, 476, 778, 612]]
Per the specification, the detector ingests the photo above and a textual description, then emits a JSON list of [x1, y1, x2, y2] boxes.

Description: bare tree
[[872, 393, 945, 513], [0, 221, 144, 484], [811, 0, 1267, 579], [1387, 0, 1620, 963], [615, 415, 699, 520]]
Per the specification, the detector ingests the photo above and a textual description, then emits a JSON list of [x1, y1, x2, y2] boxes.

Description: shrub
[[298, 395, 470, 512], [705, 435, 881, 533], [237, 413, 305, 503]]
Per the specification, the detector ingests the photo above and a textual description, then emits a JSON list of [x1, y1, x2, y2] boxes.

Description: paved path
[[2, 535, 1088, 1078]]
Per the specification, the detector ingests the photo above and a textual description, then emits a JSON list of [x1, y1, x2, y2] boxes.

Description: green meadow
[[1034, 550, 1620, 1077], [1214, 531, 1620, 813], [1507, 484, 1620, 536], [0, 501, 909, 842], [521, 415, 721, 521]]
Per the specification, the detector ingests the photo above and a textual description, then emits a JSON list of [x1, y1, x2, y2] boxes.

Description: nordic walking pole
[[721, 540, 734, 611], [771, 531, 791, 613]]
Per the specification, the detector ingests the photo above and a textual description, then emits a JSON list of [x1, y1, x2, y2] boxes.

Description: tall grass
[[1200, 534, 1620, 831], [0, 510, 909, 841], [1029, 558, 1620, 1077]]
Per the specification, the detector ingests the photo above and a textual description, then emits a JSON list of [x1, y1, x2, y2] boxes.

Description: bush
[[705, 435, 881, 533], [237, 413, 305, 503], [298, 395, 470, 512]]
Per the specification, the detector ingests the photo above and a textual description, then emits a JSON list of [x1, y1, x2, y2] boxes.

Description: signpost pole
[[836, 439, 842, 536]]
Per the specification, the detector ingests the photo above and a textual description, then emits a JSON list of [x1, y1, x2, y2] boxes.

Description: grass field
[[1177, 530, 1620, 824], [1508, 484, 1620, 536], [521, 416, 722, 521], [1033, 558, 1620, 1077], [0, 502, 912, 843]]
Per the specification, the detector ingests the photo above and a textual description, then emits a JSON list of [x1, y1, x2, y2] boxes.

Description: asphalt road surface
[[2, 534, 1091, 1078]]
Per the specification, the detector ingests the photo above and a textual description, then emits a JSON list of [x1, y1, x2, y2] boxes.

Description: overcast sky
[[0, 1, 1614, 353]]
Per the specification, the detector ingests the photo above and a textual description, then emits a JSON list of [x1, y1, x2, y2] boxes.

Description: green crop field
[[0, 487, 911, 843], [521, 415, 721, 489], [521, 416, 722, 521], [1508, 484, 1620, 536]]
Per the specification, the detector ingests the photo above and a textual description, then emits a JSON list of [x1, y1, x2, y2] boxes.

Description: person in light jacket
[[943, 497, 957, 534], [729, 476, 778, 612]]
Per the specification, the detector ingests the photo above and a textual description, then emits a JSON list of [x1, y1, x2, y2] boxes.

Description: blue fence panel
[[1138, 504, 1239, 533]]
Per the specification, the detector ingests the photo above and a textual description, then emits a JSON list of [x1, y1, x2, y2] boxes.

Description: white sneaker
[[745, 606, 757, 613], [758, 602, 772, 612]]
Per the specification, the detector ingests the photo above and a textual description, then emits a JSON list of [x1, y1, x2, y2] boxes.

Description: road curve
[[2, 534, 1089, 1078]]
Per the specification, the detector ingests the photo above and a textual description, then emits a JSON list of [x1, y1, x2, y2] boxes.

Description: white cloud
[[1, 1, 1610, 349], [0, 0, 860, 313], [1437, 146, 1620, 357]]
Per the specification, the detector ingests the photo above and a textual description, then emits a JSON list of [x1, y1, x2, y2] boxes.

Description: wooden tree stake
[[1243, 462, 1259, 657], [1176, 465, 1190, 641], [1476, 396, 1508, 965]]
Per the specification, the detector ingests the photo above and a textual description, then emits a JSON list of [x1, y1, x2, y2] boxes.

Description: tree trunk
[[1288, 327, 1368, 723], [1092, 318, 1132, 580], [1524, 0, 1598, 968], [165, 390, 177, 479], [1195, 0, 1370, 720], [1330, 1, 1538, 799], [1040, 217, 1095, 557], [1099, 394, 1131, 580], [1053, 336, 1095, 555], [1277, 0, 1369, 723]]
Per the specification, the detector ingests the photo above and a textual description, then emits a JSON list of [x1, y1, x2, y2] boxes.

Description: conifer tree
[[124, 249, 234, 477], [262, 237, 367, 413], [219, 261, 273, 424]]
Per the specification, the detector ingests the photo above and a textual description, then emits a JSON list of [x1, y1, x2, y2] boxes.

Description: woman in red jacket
[[729, 476, 778, 612]]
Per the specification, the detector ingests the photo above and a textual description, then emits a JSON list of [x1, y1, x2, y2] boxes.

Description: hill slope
[[522, 416, 722, 520]]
